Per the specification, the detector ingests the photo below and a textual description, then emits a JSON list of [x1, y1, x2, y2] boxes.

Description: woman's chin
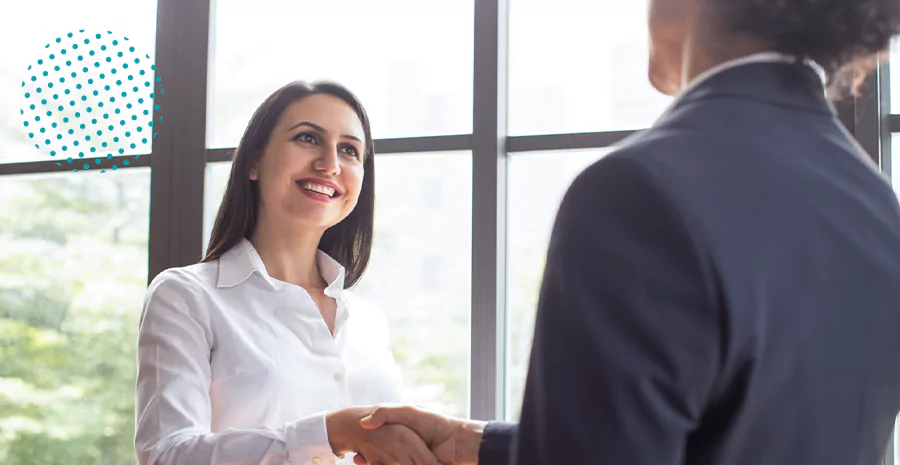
[[282, 208, 343, 231]]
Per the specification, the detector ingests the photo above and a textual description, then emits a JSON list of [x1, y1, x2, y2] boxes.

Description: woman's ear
[[249, 164, 259, 181]]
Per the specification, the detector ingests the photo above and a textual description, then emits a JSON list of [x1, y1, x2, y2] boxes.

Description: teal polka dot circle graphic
[[18, 30, 163, 173]]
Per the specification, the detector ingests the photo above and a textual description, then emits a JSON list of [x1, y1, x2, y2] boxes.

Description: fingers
[[359, 410, 387, 429], [354, 450, 378, 465], [404, 434, 439, 465], [389, 424, 439, 465], [354, 452, 424, 465], [360, 405, 419, 430], [353, 450, 389, 465], [357, 424, 439, 465]]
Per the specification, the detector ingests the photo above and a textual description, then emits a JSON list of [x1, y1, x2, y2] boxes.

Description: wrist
[[325, 407, 377, 456], [456, 420, 487, 465], [325, 410, 350, 455]]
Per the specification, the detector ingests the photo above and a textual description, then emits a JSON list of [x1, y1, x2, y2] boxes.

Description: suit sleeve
[[478, 421, 518, 465], [514, 155, 721, 465]]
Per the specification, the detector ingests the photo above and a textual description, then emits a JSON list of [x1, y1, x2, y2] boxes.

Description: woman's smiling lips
[[295, 178, 342, 202]]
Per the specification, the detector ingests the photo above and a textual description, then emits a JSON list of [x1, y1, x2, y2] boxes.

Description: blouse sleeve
[[134, 271, 341, 465]]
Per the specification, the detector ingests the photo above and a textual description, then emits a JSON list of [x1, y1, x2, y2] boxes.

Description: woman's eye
[[294, 132, 316, 144], [341, 146, 360, 158]]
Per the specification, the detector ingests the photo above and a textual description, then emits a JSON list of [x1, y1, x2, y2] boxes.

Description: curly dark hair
[[714, 0, 900, 93]]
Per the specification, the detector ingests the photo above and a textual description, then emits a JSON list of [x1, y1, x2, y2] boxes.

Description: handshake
[[326, 405, 487, 465]]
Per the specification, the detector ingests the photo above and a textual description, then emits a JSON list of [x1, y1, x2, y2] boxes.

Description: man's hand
[[326, 406, 439, 465], [354, 405, 486, 465]]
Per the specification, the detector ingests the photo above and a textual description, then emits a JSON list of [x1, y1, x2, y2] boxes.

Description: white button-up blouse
[[134, 239, 404, 465]]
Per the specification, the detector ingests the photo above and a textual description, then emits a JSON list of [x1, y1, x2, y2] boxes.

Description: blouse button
[[312, 457, 322, 465], [334, 371, 344, 382]]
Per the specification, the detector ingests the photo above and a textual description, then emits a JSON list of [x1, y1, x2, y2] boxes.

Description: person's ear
[[249, 164, 259, 181]]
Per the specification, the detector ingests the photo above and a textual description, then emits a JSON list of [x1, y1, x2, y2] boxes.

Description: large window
[[0, 2, 156, 463], [504, 149, 611, 420], [209, 0, 474, 147], [0, 170, 150, 464], [508, 0, 670, 135], [355, 153, 472, 417], [1, 0, 898, 462]]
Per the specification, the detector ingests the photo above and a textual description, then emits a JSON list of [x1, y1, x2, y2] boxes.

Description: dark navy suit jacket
[[479, 61, 900, 465]]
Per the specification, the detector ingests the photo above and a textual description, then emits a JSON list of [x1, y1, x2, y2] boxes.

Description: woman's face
[[250, 93, 366, 232], [647, 0, 698, 95]]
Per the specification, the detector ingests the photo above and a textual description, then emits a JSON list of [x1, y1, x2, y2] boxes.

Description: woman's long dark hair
[[202, 81, 376, 288]]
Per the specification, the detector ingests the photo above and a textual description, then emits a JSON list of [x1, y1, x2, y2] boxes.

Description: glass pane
[[508, 0, 671, 136], [203, 161, 233, 253], [893, 416, 899, 465], [210, 1, 474, 148], [892, 39, 900, 113], [204, 153, 473, 417], [504, 149, 611, 420], [0, 169, 150, 464], [0, 0, 158, 165], [894, 134, 900, 194]]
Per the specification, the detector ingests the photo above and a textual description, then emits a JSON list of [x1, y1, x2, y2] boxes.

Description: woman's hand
[[326, 407, 438, 465]]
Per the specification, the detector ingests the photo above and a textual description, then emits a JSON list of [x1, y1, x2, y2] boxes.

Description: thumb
[[359, 410, 386, 429]]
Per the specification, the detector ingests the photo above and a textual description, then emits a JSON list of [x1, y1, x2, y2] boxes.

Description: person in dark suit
[[357, 0, 900, 464]]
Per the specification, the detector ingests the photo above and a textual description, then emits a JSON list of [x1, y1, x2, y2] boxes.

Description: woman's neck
[[249, 216, 326, 290]]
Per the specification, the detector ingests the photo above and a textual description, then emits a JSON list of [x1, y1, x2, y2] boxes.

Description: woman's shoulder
[[147, 260, 219, 300], [141, 261, 222, 333], [144, 260, 218, 312]]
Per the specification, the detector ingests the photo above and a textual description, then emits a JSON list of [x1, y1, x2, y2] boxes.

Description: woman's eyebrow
[[288, 121, 325, 132], [288, 121, 361, 142]]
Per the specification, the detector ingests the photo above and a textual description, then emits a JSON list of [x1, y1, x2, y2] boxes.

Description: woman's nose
[[313, 146, 341, 174]]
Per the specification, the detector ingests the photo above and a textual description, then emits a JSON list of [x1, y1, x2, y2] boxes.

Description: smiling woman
[[134, 81, 439, 465], [204, 82, 376, 285]]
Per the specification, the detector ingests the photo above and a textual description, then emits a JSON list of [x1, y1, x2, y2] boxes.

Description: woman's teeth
[[299, 181, 335, 198]]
